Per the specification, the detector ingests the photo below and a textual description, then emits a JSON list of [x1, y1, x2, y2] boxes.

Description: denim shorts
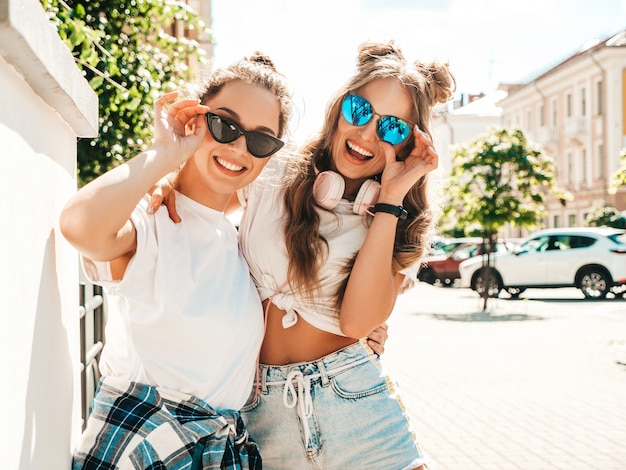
[[241, 340, 425, 469]]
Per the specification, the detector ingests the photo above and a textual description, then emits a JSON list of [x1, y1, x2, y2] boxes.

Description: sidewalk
[[384, 283, 626, 470]]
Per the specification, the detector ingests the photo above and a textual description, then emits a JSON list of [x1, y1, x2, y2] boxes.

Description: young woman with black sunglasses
[[152, 40, 455, 469], [60, 52, 292, 469]]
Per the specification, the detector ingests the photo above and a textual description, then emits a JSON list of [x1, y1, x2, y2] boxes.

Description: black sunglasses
[[205, 112, 284, 158]]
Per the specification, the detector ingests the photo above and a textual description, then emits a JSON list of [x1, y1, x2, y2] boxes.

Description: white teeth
[[347, 140, 374, 158], [216, 157, 244, 172]]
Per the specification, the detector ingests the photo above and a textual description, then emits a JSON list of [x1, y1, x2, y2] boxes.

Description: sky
[[210, 0, 626, 141]]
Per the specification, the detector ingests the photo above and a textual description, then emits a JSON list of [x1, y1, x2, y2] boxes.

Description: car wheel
[[418, 267, 437, 285], [472, 268, 502, 298], [506, 287, 526, 299], [578, 268, 610, 299]]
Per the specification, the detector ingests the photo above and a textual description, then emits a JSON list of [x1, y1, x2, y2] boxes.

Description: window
[[453, 244, 478, 261], [523, 235, 551, 253], [566, 93, 572, 117], [581, 87, 586, 116], [568, 214, 577, 226], [581, 148, 587, 181], [570, 236, 595, 249], [553, 215, 561, 228], [596, 80, 603, 115], [552, 236, 570, 250], [552, 99, 558, 126], [608, 232, 626, 245], [539, 104, 545, 127], [597, 143, 605, 178]]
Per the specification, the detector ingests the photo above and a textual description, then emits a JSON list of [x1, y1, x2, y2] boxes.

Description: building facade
[[0, 0, 98, 467], [498, 30, 626, 228]]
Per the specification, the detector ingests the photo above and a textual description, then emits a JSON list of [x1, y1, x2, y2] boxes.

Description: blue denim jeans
[[241, 340, 425, 469]]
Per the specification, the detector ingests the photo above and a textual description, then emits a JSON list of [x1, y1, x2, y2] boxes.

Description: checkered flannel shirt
[[72, 377, 261, 469]]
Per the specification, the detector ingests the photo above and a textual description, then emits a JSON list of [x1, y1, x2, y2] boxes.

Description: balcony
[[564, 117, 588, 139], [535, 126, 558, 144]]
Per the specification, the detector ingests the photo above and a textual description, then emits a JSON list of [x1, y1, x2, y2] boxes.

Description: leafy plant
[[584, 203, 626, 229], [41, 0, 210, 185], [609, 148, 626, 194], [443, 127, 570, 236]]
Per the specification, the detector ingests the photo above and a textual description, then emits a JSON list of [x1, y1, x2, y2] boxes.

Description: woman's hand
[[377, 126, 438, 204], [152, 91, 210, 165], [366, 322, 389, 356], [147, 174, 180, 222], [146, 92, 208, 221]]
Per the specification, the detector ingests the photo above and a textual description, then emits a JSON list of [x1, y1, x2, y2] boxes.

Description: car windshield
[[430, 241, 464, 255], [518, 235, 550, 253]]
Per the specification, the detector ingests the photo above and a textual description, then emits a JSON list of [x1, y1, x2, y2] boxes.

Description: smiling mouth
[[346, 140, 374, 161], [215, 156, 245, 172]]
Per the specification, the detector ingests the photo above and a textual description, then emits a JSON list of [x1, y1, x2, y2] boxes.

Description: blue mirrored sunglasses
[[341, 94, 413, 146]]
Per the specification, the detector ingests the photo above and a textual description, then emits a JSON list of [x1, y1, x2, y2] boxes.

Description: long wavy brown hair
[[282, 40, 455, 305]]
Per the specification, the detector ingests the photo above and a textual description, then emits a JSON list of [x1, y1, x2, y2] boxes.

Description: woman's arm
[[147, 174, 243, 222], [340, 127, 437, 338], [60, 93, 209, 264]]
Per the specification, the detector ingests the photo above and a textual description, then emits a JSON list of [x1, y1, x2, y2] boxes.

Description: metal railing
[[78, 283, 105, 431]]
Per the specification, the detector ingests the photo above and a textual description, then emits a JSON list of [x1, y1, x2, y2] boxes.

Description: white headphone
[[313, 170, 381, 215]]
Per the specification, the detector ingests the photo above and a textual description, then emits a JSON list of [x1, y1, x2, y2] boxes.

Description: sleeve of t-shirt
[[79, 196, 151, 293], [398, 260, 421, 294]]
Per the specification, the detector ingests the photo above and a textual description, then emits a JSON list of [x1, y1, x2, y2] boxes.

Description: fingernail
[[147, 206, 154, 214]]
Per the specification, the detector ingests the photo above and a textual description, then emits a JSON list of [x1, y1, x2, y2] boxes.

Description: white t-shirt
[[237, 161, 418, 336], [82, 192, 264, 411]]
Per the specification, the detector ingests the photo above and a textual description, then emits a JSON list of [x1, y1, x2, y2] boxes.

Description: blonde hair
[[283, 40, 455, 303]]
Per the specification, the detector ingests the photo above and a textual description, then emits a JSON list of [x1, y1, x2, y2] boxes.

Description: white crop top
[[237, 160, 418, 337]]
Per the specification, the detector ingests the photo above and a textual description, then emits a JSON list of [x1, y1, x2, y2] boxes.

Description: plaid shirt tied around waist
[[72, 377, 261, 470]]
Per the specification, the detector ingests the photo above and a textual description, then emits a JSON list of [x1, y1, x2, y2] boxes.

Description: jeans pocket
[[240, 386, 261, 412], [330, 360, 389, 399]]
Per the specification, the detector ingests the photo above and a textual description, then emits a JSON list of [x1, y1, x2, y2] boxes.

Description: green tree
[[442, 127, 570, 309], [609, 148, 626, 194], [584, 202, 626, 229], [41, 0, 210, 185]]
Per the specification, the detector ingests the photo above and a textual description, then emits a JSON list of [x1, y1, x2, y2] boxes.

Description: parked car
[[458, 227, 626, 299], [427, 237, 478, 256], [419, 238, 515, 286]]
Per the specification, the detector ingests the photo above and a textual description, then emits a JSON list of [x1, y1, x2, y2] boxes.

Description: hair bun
[[246, 51, 277, 72], [415, 61, 456, 106], [357, 40, 405, 66]]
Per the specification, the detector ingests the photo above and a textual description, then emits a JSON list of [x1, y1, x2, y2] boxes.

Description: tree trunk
[[481, 232, 497, 312]]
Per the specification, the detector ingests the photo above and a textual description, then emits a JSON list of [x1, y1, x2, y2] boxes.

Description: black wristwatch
[[373, 203, 408, 220]]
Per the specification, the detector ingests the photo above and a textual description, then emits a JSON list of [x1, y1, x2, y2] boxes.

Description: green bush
[[41, 0, 210, 185]]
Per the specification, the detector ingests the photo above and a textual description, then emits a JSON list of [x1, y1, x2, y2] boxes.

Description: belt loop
[[260, 365, 269, 393], [315, 359, 330, 387]]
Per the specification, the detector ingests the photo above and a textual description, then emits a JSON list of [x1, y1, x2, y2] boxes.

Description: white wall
[[0, 0, 97, 468]]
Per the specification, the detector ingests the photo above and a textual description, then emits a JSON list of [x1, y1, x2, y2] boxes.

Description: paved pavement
[[383, 283, 626, 470]]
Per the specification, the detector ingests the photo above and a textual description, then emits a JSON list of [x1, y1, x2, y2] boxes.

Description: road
[[383, 283, 626, 470]]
